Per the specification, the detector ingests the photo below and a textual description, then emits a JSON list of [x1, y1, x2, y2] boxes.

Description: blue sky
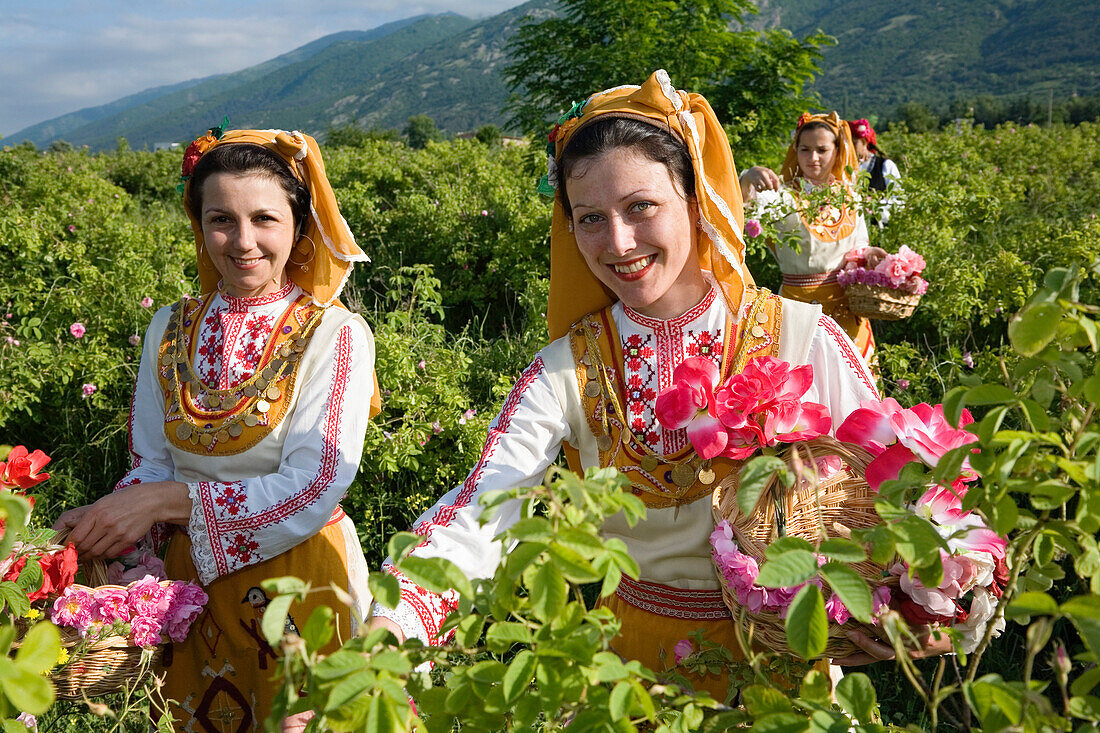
[[1, 0, 525, 137]]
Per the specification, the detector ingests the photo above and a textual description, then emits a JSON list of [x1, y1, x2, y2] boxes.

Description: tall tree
[[504, 0, 831, 162]]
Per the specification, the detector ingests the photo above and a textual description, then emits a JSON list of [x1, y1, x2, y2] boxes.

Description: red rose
[[897, 597, 954, 626], [181, 141, 203, 178], [3, 543, 78, 601], [0, 446, 51, 490]]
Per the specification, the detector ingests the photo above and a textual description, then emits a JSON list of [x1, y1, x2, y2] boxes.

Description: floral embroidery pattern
[[213, 482, 247, 518], [224, 532, 260, 566]]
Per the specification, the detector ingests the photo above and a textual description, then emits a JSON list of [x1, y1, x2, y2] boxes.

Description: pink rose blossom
[[872, 586, 892, 616], [762, 400, 831, 444], [127, 575, 169, 619], [744, 219, 762, 238], [432, 420, 443, 434], [107, 551, 166, 584], [673, 639, 694, 663], [655, 357, 728, 459], [51, 587, 96, 629], [825, 593, 851, 624], [459, 408, 477, 424], [82, 383, 97, 397], [129, 334, 141, 347], [67, 225, 76, 233], [69, 322, 86, 338], [417, 359, 426, 370], [164, 582, 208, 642], [130, 615, 162, 648], [93, 587, 131, 623], [140, 296, 154, 308]]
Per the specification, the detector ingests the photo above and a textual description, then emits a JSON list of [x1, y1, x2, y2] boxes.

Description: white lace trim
[[369, 561, 432, 644], [654, 69, 683, 111], [186, 482, 219, 586]]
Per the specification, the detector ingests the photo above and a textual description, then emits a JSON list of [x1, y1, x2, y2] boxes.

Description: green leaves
[[835, 673, 877, 724], [756, 550, 818, 589], [819, 562, 873, 623], [785, 584, 827, 660], [737, 455, 791, 516], [1009, 300, 1063, 356]]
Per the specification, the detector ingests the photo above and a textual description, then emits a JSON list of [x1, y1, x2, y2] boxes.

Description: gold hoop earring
[[288, 235, 317, 272]]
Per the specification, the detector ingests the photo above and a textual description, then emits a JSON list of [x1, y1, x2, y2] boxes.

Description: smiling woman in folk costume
[[739, 112, 884, 365], [368, 71, 882, 699], [54, 127, 379, 729]]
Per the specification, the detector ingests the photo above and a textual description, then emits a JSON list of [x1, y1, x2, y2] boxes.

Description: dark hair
[[556, 117, 695, 216], [188, 143, 311, 238], [794, 120, 837, 147]]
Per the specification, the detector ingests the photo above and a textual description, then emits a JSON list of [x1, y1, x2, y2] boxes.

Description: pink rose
[[82, 383, 97, 397], [51, 587, 96, 630], [825, 593, 851, 624], [164, 582, 208, 642], [69, 322, 86, 338], [93, 587, 131, 623], [127, 575, 169, 620], [655, 357, 728, 459], [744, 219, 762, 238], [130, 615, 162, 648], [140, 296, 154, 308], [761, 400, 831, 444], [673, 639, 694, 663], [128, 334, 141, 346]]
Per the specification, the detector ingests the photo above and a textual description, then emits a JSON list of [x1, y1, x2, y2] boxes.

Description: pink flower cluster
[[838, 246, 929, 294], [710, 520, 892, 622], [836, 398, 1008, 651], [50, 575, 208, 648], [655, 356, 831, 460]]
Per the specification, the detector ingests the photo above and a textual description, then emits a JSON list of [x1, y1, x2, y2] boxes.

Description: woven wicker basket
[[43, 531, 169, 699], [712, 436, 897, 659], [845, 283, 921, 321]]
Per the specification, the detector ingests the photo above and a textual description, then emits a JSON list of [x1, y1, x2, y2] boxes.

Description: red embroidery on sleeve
[[818, 316, 879, 398]]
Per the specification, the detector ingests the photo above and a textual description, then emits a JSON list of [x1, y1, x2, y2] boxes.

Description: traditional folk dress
[[371, 282, 879, 700], [755, 182, 875, 362], [764, 111, 877, 364], [118, 281, 375, 730]]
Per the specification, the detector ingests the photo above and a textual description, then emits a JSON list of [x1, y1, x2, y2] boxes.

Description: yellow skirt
[[781, 274, 875, 366], [155, 510, 366, 731], [600, 577, 826, 704]]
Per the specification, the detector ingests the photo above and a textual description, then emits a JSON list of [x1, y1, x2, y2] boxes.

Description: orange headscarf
[[546, 70, 751, 341], [181, 129, 369, 307], [779, 111, 860, 186]]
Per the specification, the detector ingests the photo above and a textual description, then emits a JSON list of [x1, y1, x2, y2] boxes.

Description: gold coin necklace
[[164, 297, 323, 448]]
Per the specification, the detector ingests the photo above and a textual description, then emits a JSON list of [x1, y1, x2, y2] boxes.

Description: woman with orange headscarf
[[369, 72, 883, 700], [54, 127, 380, 728], [740, 113, 885, 365]]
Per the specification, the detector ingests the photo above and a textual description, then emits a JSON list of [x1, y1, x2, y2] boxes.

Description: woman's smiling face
[[566, 147, 707, 320], [200, 172, 297, 298]]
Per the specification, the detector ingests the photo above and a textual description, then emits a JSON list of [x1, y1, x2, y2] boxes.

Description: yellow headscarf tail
[[182, 129, 369, 307], [780, 111, 860, 186], [547, 70, 752, 342]]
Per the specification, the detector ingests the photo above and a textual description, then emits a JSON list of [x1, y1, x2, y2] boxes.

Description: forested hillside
[[8, 0, 1099, 149]]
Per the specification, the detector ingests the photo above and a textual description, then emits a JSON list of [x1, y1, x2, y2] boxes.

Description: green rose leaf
[[785, 583, 827, 659], [501, 650, 537, 703], [738, 456, 790, 516], [756, 550, 818, 589], [835, 672, 877, 724], [367, 571, 401, 610], [1009, 302, 1062, 356], [820, 562, 873, 623]]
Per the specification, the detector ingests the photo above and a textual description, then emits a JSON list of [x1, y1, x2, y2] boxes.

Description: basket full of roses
[[2, 446, 208, 699], [654, 358, 1007, 659], [838, 245, 928, 320]]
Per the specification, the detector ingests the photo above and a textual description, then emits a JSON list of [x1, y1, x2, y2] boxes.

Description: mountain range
[[9, 0, 1098, 150]]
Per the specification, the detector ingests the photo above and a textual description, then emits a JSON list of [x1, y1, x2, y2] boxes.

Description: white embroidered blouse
[[372, 286, 879, 644], [116, 281, 376, 585]]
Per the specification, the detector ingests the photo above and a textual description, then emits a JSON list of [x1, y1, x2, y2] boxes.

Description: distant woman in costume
[[739, 112, 883, 365], [849, 118, 902, 226], [55, 128, 379, 730]]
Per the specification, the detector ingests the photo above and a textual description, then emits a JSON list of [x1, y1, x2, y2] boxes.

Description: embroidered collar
[[218, 280, 299, 312], [622, 285, 718, 330]]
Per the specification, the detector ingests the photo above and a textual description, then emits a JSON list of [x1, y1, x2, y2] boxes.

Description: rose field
[[1, 118, 1100, 731]]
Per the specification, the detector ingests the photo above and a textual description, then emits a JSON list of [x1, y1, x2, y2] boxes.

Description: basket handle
[[50, 527, 111, 587]]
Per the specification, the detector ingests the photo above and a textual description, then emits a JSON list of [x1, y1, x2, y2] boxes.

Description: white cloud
[[0, 0, 525, 136]]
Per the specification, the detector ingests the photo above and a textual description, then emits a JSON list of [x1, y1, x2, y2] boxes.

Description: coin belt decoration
[[158, 294, 324, 454]]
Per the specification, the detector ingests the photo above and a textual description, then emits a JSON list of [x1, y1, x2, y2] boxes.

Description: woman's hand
[[834, 624, 954, 666], [52, 481, 191, 560], [863, 246, 889, 268], [365, 615, 406, 644], [739, 166, 781, 197]]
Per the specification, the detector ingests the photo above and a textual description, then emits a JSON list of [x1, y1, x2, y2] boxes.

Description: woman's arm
[[739, 165, 781, 199], [371, 354, 571, 645], [54, 308, 186, 556]]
